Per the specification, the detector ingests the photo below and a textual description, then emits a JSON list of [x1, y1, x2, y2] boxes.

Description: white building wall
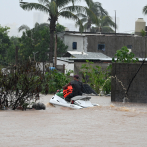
[[64, 35, 84, 52], [83, 36, 88, 52], [36, 61, 74, 76], [57, 59, 74, 76]]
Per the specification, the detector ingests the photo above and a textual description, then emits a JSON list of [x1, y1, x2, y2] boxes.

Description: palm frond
[[18, 25, 30, 32], [83, 23, 89, 31], [76, 13, 87, 18], [34, 22, 40, 28], [38, 0, 49, 4], [60, 5, 87, 14], [101, 16, 116, 28], [75, 18, 87, 29], [143, 5, 147, 15], [49, 1, 57, 16], [38, 23, 50, 28], [60, 5, 98, 25], [56, 0, 74, 8], [59, 11, 79, 20], [93, 2, 108, 16], [59, 11, 83, 32], [90, 26, 99, 32], [80, 17, 88, 23], [20, 2, 49, 14], [84, 0, 93, 8], [56, 0, 93, 8], [101, 26, 114, 33], [84, 7, 99, 25]]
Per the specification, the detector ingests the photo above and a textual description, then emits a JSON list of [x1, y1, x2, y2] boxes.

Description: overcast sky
[[1, 0, 147, 36]]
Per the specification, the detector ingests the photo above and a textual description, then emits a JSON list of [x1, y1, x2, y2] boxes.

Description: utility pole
[[115, 10, 116, 35], [54, 34, 57, 68], [15, 46, 18, 66]]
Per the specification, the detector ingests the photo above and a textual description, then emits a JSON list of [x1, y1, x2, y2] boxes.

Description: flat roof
[[58, 31, 134, 37]]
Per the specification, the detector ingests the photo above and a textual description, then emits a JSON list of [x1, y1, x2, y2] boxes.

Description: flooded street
[[0, 95, 147, 147]]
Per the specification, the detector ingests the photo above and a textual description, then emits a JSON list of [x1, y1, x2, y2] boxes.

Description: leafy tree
[[112, 46, 139, 63], [56, 23, 66, 32], [0, 25, 11, 62], [18, 25, 67, 62], [20, 0, 98, 63]]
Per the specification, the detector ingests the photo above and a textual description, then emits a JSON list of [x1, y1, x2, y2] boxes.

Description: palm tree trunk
[[49, 17, 56, 64]]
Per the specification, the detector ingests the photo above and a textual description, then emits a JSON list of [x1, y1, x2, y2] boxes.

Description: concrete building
[[58, 31, 147, 58], [57, 51, 112, 76]]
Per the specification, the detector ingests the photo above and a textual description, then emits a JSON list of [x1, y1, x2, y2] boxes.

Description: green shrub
[[112, 46, 139, 63], [80, 60, 111, 94], [41, 70, 73, 94]]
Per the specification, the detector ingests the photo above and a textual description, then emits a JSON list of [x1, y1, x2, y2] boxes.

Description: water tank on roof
[[135, 18, 146, 36]]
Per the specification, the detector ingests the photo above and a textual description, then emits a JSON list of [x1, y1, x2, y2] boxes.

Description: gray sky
[[1, 0, 147, 36]]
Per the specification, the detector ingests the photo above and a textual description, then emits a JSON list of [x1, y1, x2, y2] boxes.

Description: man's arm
[[62, 83, 71, 89]]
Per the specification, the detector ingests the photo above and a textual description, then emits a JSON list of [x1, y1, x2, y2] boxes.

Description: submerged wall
[[111, 63, 147, 103]]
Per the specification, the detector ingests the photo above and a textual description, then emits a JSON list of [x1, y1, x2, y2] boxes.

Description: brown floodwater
[[0, 94, 147, 147]]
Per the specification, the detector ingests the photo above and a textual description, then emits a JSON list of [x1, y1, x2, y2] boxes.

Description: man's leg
[[65, 93, 74, 102]]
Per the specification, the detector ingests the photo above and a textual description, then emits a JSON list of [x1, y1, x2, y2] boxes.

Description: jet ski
[[49, 89, 99, 109]]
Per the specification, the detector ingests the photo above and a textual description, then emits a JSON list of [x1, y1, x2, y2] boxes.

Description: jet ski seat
[[71, 95, 91, 101]]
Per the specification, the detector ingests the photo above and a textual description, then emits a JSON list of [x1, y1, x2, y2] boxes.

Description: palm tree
[[75, 2, 115, 33], [91, 16, 115, 33], [18, 22, 49, 32], [75, 2, 107, 31], [143, 5, 147, 14], [20, 0, 97, 63]]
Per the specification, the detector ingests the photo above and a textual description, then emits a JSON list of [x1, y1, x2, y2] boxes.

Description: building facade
[[58, 31, 147, 58]]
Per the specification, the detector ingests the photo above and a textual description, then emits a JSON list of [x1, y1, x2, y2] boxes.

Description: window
[[72, 42, 77, 50], [98, 44, 105, 51], [127, 45, 132, 49]]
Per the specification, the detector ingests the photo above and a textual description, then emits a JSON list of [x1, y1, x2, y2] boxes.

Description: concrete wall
[[111, 63, 147, 103], [87, 35, 147, 58]]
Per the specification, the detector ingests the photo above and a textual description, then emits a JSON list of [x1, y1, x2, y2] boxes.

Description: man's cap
[[74, 75, 79, 79]]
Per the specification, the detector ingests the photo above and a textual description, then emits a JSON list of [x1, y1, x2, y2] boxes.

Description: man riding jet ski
[[49, 75, 99, 109], [63, 75, 83, 103]]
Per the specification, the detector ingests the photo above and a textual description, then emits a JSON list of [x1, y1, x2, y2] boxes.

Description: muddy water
[[0, 95, 147, 147]]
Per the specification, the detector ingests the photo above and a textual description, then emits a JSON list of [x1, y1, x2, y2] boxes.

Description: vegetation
[[18, 23, 68, 62], [41, 69, 73, 94], [20, 0, 98, 63], [80, 60, 111, 94], [0, 25, 12, 67], [90, 15, 116, 33], [0, 61, 42, 110], [0, 23, 68, 67], [112, 46, 139, 63], [141, 29, 146, 37], [0, 61, 72, 110], [75, 2, 115, 33], [143, 5, 147, 15]]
